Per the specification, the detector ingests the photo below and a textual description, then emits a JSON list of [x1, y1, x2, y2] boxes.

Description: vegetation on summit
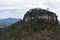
[[0, 8, 60, 40]]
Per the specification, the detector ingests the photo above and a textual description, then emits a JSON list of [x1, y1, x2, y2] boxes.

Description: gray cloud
[[0, 0, 60, 20], [44, 0, 60, 20]]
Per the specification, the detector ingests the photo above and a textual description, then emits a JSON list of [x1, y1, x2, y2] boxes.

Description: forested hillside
[[0, 19, 60, 40], [0, 8, 60, 40]]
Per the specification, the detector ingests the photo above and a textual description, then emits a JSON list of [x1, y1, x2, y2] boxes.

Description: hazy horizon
[[0, 0, 60, 20]]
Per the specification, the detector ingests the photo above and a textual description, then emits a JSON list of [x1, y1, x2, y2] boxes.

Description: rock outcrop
[[23, 8, 58, 24]]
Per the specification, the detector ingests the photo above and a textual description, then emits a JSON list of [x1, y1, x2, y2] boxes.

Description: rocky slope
[[0, 19, 60, 40], [0, 8, 60, 40]]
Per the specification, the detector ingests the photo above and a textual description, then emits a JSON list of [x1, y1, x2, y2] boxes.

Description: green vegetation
[[0, 19, 60, 40], [0, 8, 59, 40]]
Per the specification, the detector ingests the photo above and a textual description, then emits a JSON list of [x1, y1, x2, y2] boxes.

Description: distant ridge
[[0, 18, 21, 27]]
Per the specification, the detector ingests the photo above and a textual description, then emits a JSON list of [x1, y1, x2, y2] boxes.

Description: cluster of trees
[[0, 19, 59, 40], [0, 8, 59, 40]]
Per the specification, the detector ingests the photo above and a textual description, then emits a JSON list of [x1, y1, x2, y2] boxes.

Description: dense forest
[[0, 8, 60, 40], [0, 20, 60, 40]]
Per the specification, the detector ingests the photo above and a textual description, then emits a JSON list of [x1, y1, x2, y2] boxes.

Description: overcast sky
[[0, 0, 60, 20]]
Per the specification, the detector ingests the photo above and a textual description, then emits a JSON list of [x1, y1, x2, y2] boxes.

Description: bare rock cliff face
[[23, 8, 58, 24]]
